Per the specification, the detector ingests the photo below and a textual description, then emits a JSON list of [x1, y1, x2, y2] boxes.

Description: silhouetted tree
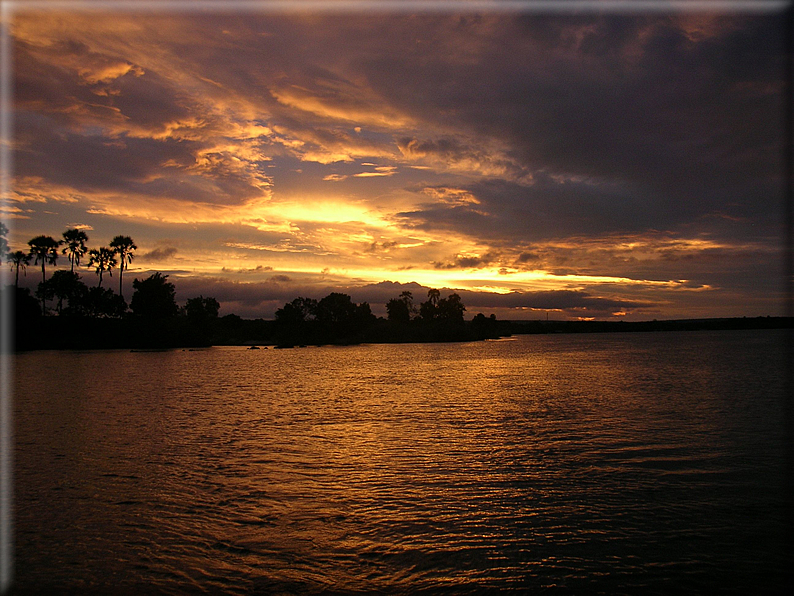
[[61, 228, 89, 273], [83, 286, 127, 318], [7, 250, 31, 288], [386, 297, 409, 324], [131, 272, 178, 319], [315, 293, 375, 339], [386, 290, 416, 324], [13, 286, 41, 320], [7, 285, 41, 349], [28, 235, 60, 314], [316, 292, 357, 327], [471, 312, 500, 339], [437, 293, 465, 323], [275, 296, 317, 326], [185, 295, 220, 323], [28, 235, 59, 284], [109, 235, 136, 299], [274, 296, 318, 345], [34, 281, 53, 315], [419, 288, 441, 322], [274, 293, 375, 345], [88, 247, 117, 288], [428, 288, 440, 306], [472, 313, 496, 326], [38, 270, 86, 315], [353, 301, 377, 330]]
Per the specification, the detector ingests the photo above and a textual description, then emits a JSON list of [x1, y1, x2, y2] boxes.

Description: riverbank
[[9, 313, 792, 351], [508, 316, 793, 335]]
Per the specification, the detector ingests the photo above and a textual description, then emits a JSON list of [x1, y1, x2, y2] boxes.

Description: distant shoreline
[[505, 316, 794, 335], [10, 315, 792, 352]]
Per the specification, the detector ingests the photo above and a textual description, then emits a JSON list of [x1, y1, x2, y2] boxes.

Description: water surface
[[12, 330, 790, 593]]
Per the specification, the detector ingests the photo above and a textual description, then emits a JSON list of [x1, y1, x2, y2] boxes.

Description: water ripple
[[12, 330, 789, 594]]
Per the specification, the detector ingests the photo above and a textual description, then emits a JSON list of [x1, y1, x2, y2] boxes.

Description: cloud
[[141, 246, 178, 261], [156, 275, 658, 320], [397, 137, 526, 179], [418, 186, 481, 206], [366, 14, 782, 223], [9, 11, 785, 320], [353, 165, 397, 178], [0, 206, 29, 220], [433, 252, 499, 270], [349, 281, 660, 319], [65, 223, 94, 231]]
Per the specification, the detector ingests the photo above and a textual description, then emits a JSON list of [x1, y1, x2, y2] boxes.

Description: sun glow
[[260, 200, 389, 227]]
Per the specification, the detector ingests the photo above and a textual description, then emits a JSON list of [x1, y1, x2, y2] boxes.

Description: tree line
[[0, 223, 216, 321], [8, 227, 135, 293], [273, 288, 500, 346], [0, 223, 504, 348]]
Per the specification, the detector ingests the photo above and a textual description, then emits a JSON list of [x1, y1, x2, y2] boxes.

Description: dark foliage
[[82, 286, 128, 319], [36, 270, 83, 315], [35, 271, 127, 317], [10, 266, 789, 352], [185, 295, 220, 323], [386, 291, 415, 324], [274, 293, 375, 346], [131, 273, 178, 319]]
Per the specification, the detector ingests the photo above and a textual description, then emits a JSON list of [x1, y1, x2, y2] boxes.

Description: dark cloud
[[14, 37, 192, 136], [221, 265, 275, 274], [269, 275, 292, 283], [351, 281, 659, 319], [397, 136, 525, 178], [149, 276, 656, 320], [397, 174, 657, 244], [11, 11, 785, 320], [517, 251, 541, 263], [14, 32, 271, 207], [457, 289, 657, 314], [13, 115, 268, 205], [433, 252, 499, 270], [366, 240, 400, 253], [362, 14, 785, 230], [141, 246, 178, 261], [16, 13, 784, 227]]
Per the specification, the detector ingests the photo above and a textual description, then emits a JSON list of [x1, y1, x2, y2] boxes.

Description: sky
[[2, 0, 790, 320]]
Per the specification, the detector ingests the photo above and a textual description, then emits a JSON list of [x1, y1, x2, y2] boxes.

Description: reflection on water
[[12, 330, 790, 593]]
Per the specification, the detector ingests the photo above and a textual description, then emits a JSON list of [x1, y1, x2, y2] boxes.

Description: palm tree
[[27, 235, 60, 284], [428, 288, 440, 307], [7, 250, 31, 288], [87, 247, 117, 288], [61, 228, 89, 272], [109, 235, 136, 298], [39, 270, 85, 315]]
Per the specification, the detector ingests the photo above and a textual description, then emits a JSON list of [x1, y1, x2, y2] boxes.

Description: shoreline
[[10, 315, 792, 353]]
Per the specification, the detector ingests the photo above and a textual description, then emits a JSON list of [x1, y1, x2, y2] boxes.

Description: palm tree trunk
[[14, 266, 19, 289], [98, 271, 103, 288], [40, 263, 47, 315], [119, 264, 124, 298]]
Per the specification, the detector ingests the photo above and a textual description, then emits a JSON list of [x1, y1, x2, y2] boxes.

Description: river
[[11, 329, 791, 593]]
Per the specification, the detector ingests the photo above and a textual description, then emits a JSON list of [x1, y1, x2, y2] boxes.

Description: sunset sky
[[2, 1, 789, 320]]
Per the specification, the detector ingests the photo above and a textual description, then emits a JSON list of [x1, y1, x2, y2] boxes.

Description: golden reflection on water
[[12, 331, 789, 594]]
